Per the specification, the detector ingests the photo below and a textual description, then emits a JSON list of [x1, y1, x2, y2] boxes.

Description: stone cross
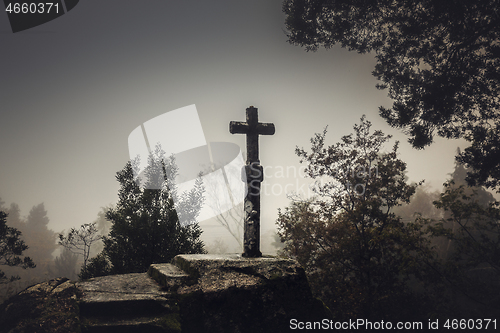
[[230, 106, 275, 257]]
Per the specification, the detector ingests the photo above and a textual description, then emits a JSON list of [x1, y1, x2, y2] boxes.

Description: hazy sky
[[0, 0, 468, 252]]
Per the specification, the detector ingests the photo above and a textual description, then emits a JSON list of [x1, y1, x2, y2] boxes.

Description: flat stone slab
[[148, 263, 191, 290], [173, 254, 297, 275], [175, 253, 287, 261], [172, 254, 302, 294], [149, 263, 187, 277], [76, 273, 175, 319], [77, 273, 169, 303]]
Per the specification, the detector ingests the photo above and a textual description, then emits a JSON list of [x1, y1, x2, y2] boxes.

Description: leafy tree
[[0, 210, 35, 283], [206, 238, 229, 254], [283, 0, 500, 190], [202, 161, 244, 248], [22, 203, 57, 278], [95, 206, 112, 237], [5, 203, 25, 233], [277, 116, 437, 320], [58, 222, 102, 272], [79, 252, 111, 280], [430, 160, 500, 317], [393, 185, 443, 223], [53, 248, 78, 280], [211, 204, 243, 249], [92, 145, 206, 276]]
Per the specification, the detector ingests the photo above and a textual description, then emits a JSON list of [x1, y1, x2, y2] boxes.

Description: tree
[[53, 248, 78, 280], [93, 145, 206, 276], [84, 206, 113, 260], [22, 203, 57, 278], [5, 203, 24, 232], [430, 159, 500, 317], [58, 222, 102, 272], [206, 238, 229, 254], [277, 116, 437, 320], [0, 210, 35, 283], [202, 160, 244, 249], [283, 0, 500, 190]]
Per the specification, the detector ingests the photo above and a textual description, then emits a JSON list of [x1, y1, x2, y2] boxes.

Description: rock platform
[[1, 254, 330, 333]]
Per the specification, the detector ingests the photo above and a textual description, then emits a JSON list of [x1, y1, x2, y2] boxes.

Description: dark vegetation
[[0, 201, 59, 304], [0, 208, 35, 284], [277, 118, 500, 320], [1, 2, 499, 326], [0, 145, 206, 305], [279, 0, 500, 321], [283, 0, 500, 193], [0, 278, 80, 333], [80, 145, 206, 279]]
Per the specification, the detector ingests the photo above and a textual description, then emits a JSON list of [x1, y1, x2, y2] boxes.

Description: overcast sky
[[0, 0, 468, 253]]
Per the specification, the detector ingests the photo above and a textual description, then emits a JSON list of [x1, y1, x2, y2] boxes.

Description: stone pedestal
[[149, 254, 330, 333]]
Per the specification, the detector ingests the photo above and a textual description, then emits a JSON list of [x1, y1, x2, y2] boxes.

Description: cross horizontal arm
[[229, 122, 275, 136], [229, 121, 248, 134], [256, 123, 275, 136]]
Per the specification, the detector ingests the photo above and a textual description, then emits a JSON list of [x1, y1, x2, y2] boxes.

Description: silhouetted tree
[[5, 203, 24, 232], [58, 222, 102, 272], [89, 145, 206, 277], [283, 0, 500, 191], [79, 253, 110, 280], [393, 185, 443, 223], [206, 239, 229, 254], [277, 117, 437, 320], [431, 159, 500, 317], [202, 162, 244, 248], [22, 203, 57, 279], [0, 210, 35, 283], [95, 206, 112, 237], [53, 248, 78, 280]]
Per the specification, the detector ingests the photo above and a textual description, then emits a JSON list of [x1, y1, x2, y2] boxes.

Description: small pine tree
[[53, 248, 78, 280], [89, 145, 206, 277], [0, 210, 35, 283], [22, 203, 57, 279]]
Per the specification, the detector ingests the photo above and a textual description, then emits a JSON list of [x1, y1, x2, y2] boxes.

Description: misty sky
[[0, 0, 469, 252]]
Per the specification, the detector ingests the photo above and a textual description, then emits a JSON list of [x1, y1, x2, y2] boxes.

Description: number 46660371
[[5, 2, 59, 14]]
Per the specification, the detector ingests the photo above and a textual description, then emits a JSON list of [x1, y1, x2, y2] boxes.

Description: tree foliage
[[53, 248, 78, 281], [0, 210, 35, 283], [283, 0, 500, 190], [58, 222, 102, 271], [430, 162, 500, 316], [18, 203, 57, 279], [277, 117, 436, 320], [89, 145, 206, 277]]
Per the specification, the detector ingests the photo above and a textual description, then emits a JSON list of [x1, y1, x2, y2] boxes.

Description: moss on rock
[[0, 278, 81, 333]]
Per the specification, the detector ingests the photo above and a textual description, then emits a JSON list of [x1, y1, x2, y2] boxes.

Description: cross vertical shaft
[[229, 106, 275, 257]]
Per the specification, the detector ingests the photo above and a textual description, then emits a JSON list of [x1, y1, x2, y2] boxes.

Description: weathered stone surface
[[77, 273, 180, 332], [0, 255, 329, 333], [77, 273, 169, 304], [172, 254, 330, 333], [0, 277, 81, 333], [148, 263, 192, 291]]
